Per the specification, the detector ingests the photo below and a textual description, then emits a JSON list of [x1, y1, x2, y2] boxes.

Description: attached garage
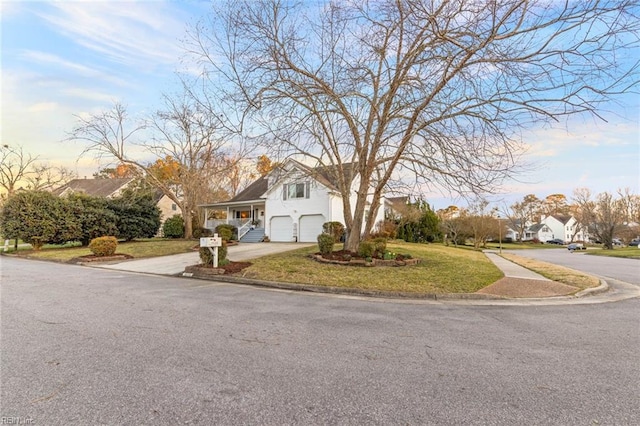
[[270, 216, 293, 242], [299, 214, 326, 243]]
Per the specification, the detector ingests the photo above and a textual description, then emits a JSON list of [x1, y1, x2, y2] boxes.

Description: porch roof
[[199, 175, 268, 209]]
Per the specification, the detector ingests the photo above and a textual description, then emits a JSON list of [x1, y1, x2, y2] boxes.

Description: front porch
[[201, 201, 266, 241]]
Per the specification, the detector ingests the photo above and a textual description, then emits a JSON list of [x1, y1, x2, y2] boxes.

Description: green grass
[[6, 239, 198, 262], [501, 253, 600, 290], [236, 241, 503, 294], [446, 242, 563, 251], [586, 247, 640, 259]]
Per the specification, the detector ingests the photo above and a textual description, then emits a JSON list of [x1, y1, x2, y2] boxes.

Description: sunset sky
[[2, 1, 638, 209]]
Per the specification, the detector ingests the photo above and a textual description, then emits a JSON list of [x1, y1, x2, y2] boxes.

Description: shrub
[[317, 233, 335, 255], [372, 237, 387, 257], [163, 215, 185, 238], [88, 236, 118, 257], [358, 240, 375, 258], [322, 221, 345, 241], [0, 190, 81, 249], [107, 193, 161, 241], [192, 227, 212, 238], [215, 224, 237, 242], [199, 241, 228, 267]]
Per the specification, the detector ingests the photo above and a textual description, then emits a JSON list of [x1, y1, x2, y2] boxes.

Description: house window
[[283, 182, 310, 200], [171, 204, 177, 211]]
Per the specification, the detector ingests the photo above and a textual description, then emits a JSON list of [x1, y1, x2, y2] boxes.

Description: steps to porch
[[240, 228, 265, 243]]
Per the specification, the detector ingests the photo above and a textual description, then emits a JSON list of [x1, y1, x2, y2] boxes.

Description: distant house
[[540, 215, 589, 243], [52, 178, 181, 230], [52, 178, 134, 198], [200, 159, 387, 243]]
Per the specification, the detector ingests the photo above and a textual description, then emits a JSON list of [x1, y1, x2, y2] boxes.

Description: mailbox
[[200, 236, 222, 247]]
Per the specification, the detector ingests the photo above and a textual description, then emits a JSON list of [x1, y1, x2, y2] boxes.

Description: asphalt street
[[1, 256, 639, 425], [504, 248, 640, 286]]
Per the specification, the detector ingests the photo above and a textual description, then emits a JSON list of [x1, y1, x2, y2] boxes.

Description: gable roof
[[228, 175, 269, 203], [52, 178, 133, 198], [265, 159, 358, 195], [528, 223, 547, 233]]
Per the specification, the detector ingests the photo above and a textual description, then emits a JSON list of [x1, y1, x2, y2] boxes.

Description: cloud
[[34, 2, 188, 71], [28, 102, 59, 112]]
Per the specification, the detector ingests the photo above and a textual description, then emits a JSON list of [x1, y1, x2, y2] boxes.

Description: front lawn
[[6, 239, 198, 262], [236, 241, 503, 294], [586, 247, 640, 259]]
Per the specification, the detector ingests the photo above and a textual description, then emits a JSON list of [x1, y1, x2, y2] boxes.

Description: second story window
[[283, 182, 310, 200]]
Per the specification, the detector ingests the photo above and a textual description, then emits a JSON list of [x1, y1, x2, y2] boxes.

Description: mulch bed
[[70, 254, 134, 263], [311, 250, 420, 267], [186, 261, 253, 275]]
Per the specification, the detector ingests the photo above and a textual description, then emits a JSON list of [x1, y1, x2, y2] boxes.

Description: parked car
[[612, 238, 623, 246], [567, 243, 586, 251], [629, 240, 640, 247], [546, 238, 565, 245]]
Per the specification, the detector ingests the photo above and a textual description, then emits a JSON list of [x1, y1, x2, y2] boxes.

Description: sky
[[1, 0, 639, 210]]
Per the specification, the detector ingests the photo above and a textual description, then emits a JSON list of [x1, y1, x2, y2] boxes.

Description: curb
[[181, 270, 607, 301], [574, 279, 609, 298]]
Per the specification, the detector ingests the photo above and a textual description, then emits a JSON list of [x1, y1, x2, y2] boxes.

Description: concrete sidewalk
[[483, 251, 550, 280], [90, 242, 311, 275]]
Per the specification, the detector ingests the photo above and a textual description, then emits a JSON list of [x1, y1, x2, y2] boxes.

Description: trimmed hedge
[[88, 236, 118, 257]]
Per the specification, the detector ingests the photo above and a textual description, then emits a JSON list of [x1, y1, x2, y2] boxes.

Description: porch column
[[226, 206, 230, 224]]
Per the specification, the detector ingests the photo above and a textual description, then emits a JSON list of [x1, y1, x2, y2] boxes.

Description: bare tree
[[25, 163, 77, 191], [573, 188, 630, 249], [0, 145, 39, 198], [504, 194, 542, 242], [187, 0, 639, 251], [69, 97, 245, 238]]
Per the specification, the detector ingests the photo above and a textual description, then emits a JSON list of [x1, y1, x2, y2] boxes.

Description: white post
[[3, 239, 9, 252]]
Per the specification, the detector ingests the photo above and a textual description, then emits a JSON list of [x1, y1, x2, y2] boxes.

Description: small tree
[[66, 193, 118, 246], [107, 191, 161, 241], [163, 215, 185, 239], [0, 191, 80, 249]]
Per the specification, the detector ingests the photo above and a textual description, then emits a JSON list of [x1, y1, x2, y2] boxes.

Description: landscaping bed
[[311, 250, 421, 267], [185, 261, 253, 276]]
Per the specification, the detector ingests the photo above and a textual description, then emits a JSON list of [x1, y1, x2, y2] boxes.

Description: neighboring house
[[540, 215, 589, 243], [525, 223, 554, 242], [52, 178, 181, 231], [52, 178, 135, 198], [200, 159, 387, 243]]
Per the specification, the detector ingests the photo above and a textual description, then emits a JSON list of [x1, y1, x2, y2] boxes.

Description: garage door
[[270, 216, 293, 242], [299, 214, 326, 243]]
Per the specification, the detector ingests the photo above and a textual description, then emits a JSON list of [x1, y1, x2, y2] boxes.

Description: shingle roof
[[52, 178, 133, 198], [228, 175, 269, 202]]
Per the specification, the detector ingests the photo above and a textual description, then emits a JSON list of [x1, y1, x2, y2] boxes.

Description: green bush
[[322, 221, 345, 241], [199, 241, 228, 267], [0, 190, 81, 249], [163, 215, 184, 238], [215, 224, 237, 241], [88, 236, 118, 257], [358, 240, 375, 258], [372, 237, 387, 257], [317, 233, 335, 255], [192, 227, 212, 238], [107, 193, 161, 241]]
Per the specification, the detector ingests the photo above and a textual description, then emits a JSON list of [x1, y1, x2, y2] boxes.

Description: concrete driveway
[[90, 242, 312, 275]]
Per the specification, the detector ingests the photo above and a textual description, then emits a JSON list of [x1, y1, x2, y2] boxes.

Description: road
[[1, 256, 639, 425], [505, 248, 640, 285]]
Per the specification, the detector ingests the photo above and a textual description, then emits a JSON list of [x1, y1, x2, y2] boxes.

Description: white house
[[540, 215, 589, 243], [200, 159, 387, 243]]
